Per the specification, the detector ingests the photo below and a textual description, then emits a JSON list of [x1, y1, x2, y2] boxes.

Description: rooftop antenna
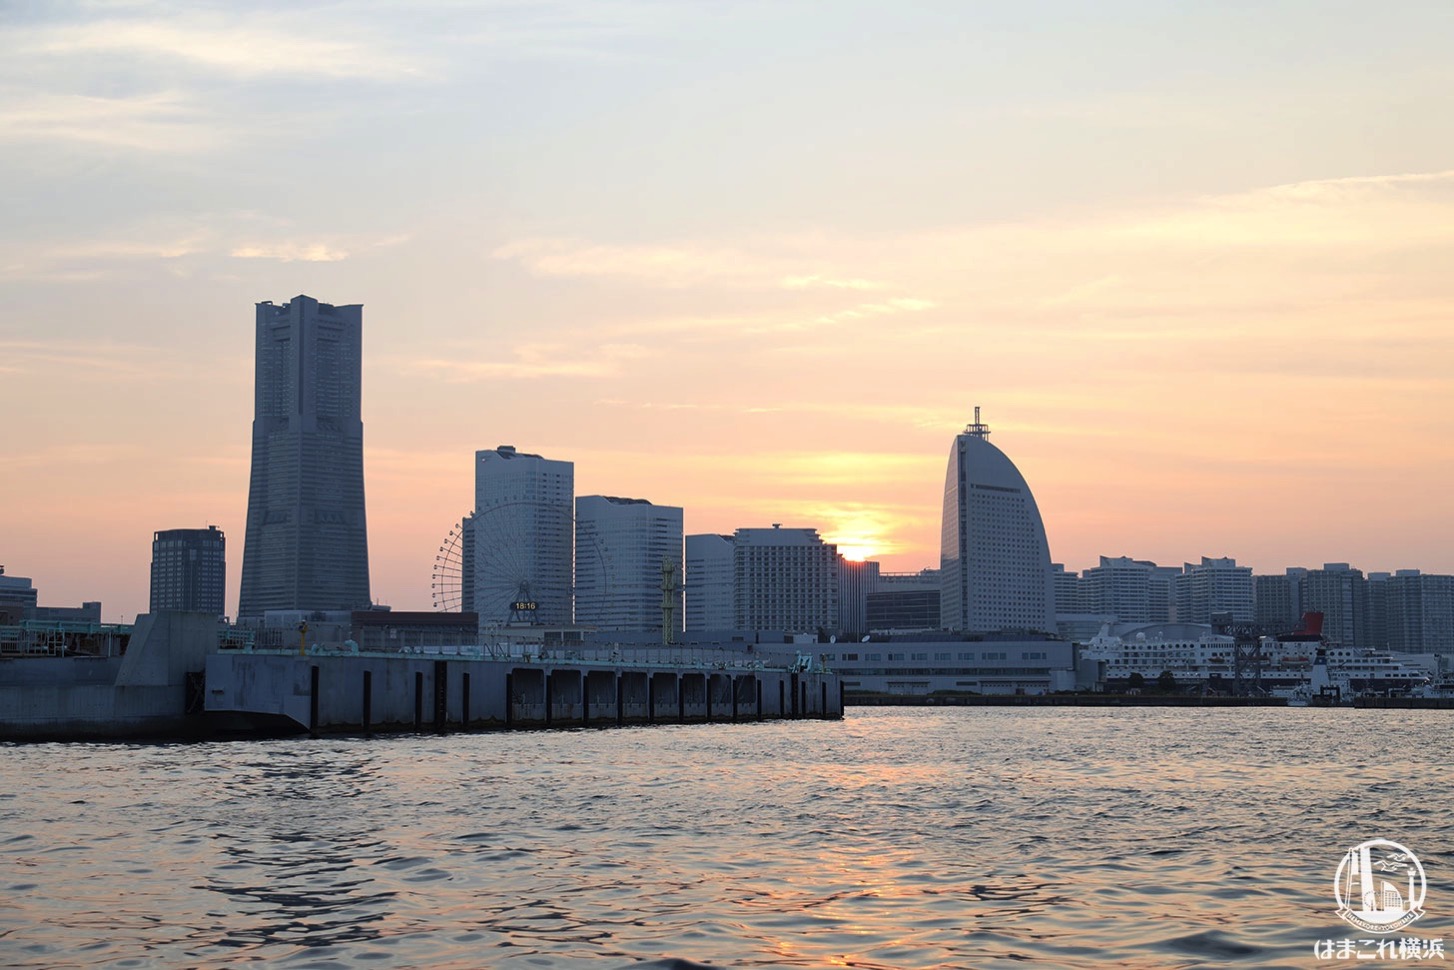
[[965, 405, 991, 438]]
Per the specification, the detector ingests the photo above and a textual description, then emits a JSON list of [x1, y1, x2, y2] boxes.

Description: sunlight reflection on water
[[2, 707, 1451, 968]]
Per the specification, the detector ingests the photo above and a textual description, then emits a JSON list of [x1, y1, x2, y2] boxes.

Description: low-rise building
[[824, 634, 1079, 696]]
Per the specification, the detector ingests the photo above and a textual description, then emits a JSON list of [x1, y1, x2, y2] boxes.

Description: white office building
[[575, 495, 683, 635], [734, 526, 839, 634], [472, 445, 574, 627], [939, 410, 1055, 634], [685, 534, 736, 632]]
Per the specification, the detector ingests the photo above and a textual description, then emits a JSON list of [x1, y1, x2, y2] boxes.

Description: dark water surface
[[2, 707, 1451, 968]]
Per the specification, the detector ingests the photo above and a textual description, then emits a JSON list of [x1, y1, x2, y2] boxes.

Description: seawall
[[0, 612, 217, 740], [206, 649, 843, 735]]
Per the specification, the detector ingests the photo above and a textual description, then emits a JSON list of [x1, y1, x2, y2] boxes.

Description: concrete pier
[[1, 613, 218, 740], [204, 646, 842, 735]]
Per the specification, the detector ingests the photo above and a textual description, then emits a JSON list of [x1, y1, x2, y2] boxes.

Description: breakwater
[[206, 646, 842, 735], [2, 612, 842, 740]]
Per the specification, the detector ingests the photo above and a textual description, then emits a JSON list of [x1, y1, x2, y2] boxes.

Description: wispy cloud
[[1, 221, 410, 280], [400, 342, 654, 381], [745, 452, 935, 489], [493, 238, 908, 298], [780, 274, 887, 291], [807, 296, 938, 328], [229, 232, 410, 263], [492, 237, 786, 288], [1260, 168, 1454, 196], [231, 242, 350, 263], [591, 399, 968, 432], [494, 237, 939, 339], [10, 443, 141, 469], [1104, 169, 1454, 250], [0, 91, 223, 152], [0, 339, 170, 379], [12, 16, 421, 81]]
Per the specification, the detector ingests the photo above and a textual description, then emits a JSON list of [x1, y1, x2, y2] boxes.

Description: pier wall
[[205, 652, 843, 735], [0, 612, 217, 740]]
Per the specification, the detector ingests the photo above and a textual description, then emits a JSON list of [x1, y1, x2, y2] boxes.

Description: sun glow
[[835, 544, 875, 562]]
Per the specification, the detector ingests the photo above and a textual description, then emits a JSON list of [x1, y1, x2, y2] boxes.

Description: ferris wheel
[[431, 512, 473, 612], [431, 503, 610, 623]]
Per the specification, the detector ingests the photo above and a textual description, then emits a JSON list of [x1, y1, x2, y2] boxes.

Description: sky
[[3, 1, 1453, 622]]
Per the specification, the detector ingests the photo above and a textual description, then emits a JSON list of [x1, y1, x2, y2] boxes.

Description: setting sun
[[835, 543, 877, 563]]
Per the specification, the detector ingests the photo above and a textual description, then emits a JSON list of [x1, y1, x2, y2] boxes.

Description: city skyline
[[4, 3, 1454, 621]]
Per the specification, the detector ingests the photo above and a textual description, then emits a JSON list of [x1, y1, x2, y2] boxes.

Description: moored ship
[[1081, 612, 1431, 701]]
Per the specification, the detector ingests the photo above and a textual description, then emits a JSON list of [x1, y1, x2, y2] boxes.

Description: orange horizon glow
[[3, 7, 1453, 620]]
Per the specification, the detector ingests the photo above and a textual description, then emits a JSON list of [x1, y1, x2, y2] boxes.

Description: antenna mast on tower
[[965, 405, 991, 438]]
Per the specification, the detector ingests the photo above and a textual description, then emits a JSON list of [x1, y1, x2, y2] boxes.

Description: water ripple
[[2, 708, 1452, 967]]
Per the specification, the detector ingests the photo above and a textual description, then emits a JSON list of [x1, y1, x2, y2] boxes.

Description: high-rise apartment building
[[685, 534, 735, 631], [1051, 563, 1083, 615], [239, 295, 370, 620], [575, 495, 683, 634], [1367, 572, 1390, 649], [473, 445, 574, 626], [1080, 556, 1179, 625], [150, 526, 226, 616], [1175, 556, 1254, 624], [939, 411, 1054, 634], [1254, 569, 1305, 633], [1300, 563, 1368, 646], [1377, 570, 1454, 656], [734, 526, 839, 633]]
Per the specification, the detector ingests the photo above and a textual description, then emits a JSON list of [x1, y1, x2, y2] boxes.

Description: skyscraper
[[837, 557, 881, 637], [1254, 568, 1306, 633], [238, 295, 371, 620], [1378, 570, 1454, 656], [473, 445, 574, 626], [1175, 556, 1254, 624], [1301, 563, 1368, 646], [733, 525, 839, 634], [939, 409, 1054, 634], [575, 495, 684, 634], [1081, 555, 1178, 624], [150, 526, 226, 616], [685, 533, 735, 631]]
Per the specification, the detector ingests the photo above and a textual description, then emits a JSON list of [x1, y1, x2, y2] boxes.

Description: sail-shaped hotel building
[[939, 409, 1055, 634]]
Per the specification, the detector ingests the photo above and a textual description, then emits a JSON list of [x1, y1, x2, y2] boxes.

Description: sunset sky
[[3, 2, 1453, 622]]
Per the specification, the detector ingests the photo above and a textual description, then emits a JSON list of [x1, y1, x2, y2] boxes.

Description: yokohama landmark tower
[[238, 295, 371, 620]]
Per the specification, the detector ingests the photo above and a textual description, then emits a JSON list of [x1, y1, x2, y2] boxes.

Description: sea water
[[2, 707, 1450, 968]]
